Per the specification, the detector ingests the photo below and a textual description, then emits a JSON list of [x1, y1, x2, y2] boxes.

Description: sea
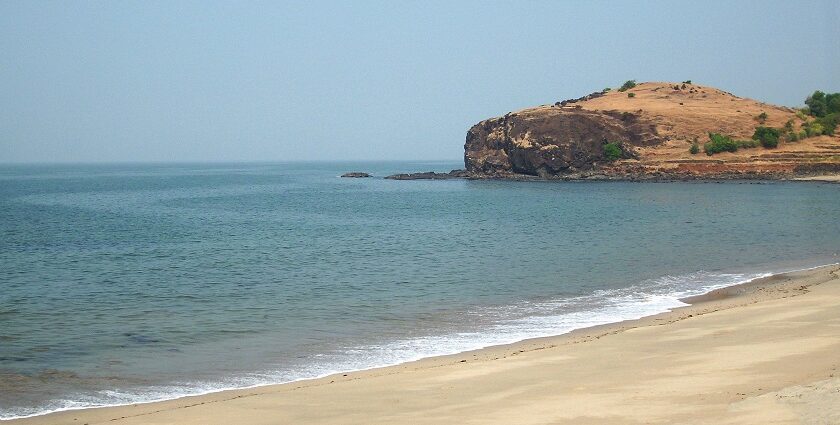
[[1, 161, 839, 419]]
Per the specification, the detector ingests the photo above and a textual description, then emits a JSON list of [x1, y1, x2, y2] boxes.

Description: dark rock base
[[341, 172, 372, 178]]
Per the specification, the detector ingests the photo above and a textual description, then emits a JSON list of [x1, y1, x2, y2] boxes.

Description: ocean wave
[[0, 265, 823, 420]]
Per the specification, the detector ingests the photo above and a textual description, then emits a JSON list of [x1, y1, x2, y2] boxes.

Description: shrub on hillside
[[618, 80, 637, 92], [797, 110, 837, 138], [689, 142, 700, 154], [603, 142, 623, 161], [701, 134, 759, 156], [815, 113, 839, 135], [804, 122, 825, 137], [704, 133, 739, 155], [796, 110, 808, 121], [752, 126, 781, 148], [784, 120, 794, 133], [756, 112, 768, 124], [627, 92, 635, 98]]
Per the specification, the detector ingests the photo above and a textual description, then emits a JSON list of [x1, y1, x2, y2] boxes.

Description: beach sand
[[11, 265, 840, 425], [793, 175, 840, 182]]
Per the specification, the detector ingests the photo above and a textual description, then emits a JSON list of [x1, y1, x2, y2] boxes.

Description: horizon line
[[0, 158, 465, 166]]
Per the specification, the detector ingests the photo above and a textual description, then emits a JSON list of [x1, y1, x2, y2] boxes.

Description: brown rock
[[464, 108, 653, 176]]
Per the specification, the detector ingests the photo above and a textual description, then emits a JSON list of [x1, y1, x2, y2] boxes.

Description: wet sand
[[11, 264, 840, 425]]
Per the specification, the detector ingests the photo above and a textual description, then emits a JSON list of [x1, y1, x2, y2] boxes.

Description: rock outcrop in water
[[341, 172, 372, 178], [384, 170, 470, 180]]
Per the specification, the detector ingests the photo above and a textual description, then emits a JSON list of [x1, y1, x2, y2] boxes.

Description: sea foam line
[[2, 263, 835, 421]]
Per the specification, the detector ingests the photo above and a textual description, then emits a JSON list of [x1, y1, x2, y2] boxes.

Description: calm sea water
[[1, 161, 839, 419]]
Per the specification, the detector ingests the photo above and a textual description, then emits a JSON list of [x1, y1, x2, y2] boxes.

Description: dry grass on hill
[[574, 82, 840, 176]]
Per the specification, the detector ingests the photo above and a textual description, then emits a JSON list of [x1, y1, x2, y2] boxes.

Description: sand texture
[[12, 265, 840, 425]]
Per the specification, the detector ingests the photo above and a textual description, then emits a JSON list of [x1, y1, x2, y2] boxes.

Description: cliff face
[[463, 82, 840, 179], [465, 107, 659, 177]]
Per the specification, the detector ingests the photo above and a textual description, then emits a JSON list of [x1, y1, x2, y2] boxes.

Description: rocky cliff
[[465, 106, 657, 177], [463, 82, 840, 179]]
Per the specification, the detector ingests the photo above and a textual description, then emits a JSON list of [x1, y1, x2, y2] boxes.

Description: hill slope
[[464, 82, 840, 179]]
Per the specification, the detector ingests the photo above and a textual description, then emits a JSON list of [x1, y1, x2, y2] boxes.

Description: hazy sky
[[2, 1, 838, 163]]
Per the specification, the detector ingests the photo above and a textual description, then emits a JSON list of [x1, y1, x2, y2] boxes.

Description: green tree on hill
[[618, 80, 637, 92], [805, 91, 840, 117], [752, 127, 781, 148], [800, 90, 839, 136]]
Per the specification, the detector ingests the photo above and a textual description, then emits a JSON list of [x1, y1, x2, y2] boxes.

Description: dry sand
[[793, 175, 840, 182], [11, 265, 840, 425]]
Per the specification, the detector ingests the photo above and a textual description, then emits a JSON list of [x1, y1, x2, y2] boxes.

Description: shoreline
[[381, 168, 840, 182], [7, 262, 840, 424]]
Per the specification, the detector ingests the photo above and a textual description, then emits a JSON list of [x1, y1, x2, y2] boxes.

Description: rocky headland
[[392, 82, 840, 181]]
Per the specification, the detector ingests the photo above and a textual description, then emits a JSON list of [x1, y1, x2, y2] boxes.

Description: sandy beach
[[9, 264, 840, 425], [5, 2, 839, 424], [793, 175, 840, 182]]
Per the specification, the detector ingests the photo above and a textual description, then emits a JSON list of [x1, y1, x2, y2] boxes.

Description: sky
[[1, 1, 839, 163]]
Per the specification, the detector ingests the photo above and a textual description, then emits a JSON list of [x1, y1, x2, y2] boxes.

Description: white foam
[[2, 264, 832, 421]]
